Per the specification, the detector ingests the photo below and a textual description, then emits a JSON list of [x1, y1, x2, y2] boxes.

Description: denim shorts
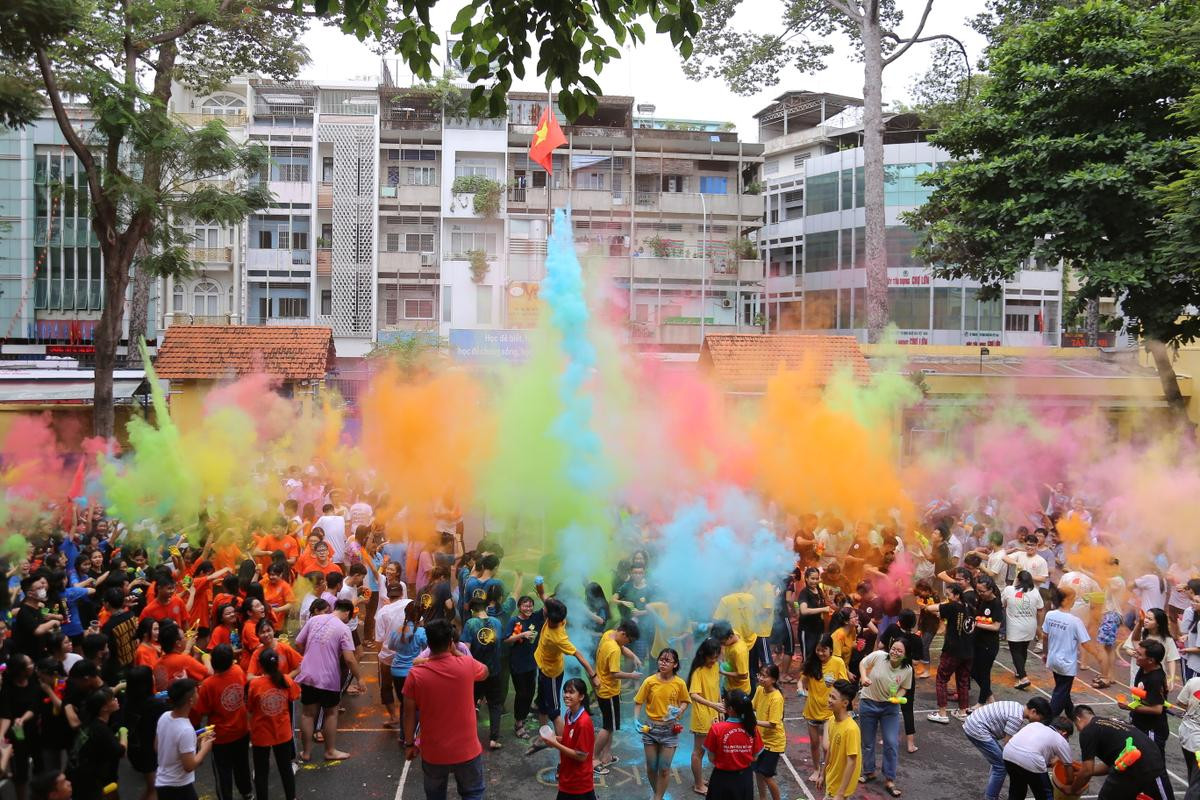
[[1098, 611, 1121, 646], [640, 719, 680, 748]]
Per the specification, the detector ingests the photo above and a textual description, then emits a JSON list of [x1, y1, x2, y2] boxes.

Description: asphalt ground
[[149, 641, 1194, 800]]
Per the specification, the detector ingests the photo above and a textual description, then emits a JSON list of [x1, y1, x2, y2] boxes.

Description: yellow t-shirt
[[634, 674, 690, 721], [825, 715, 862, 797], [752, 686, 786, 752], [831, 627, 855, 665], [688, 662, 721, 734], [714, 592, 761, 646], [802, 655, 849, 722], [752, 581, 777, 638], [595, 631, 623, 699], [534, 622, 576, 678], [723, 638, 751, 694]]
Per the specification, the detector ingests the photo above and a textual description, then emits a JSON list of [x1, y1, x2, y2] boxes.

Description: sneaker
[[1034, 641, 1044, 654], [951, 709, 970, 720], [1014, 678, 1031, 690], [515, 726, 531, 740], [927, 712, 950, 724], [593, 764, 611, 775]]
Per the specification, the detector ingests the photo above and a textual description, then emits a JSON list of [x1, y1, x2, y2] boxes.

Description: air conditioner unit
[[420, 253, 435, 267], [720, 297, 734, 309]]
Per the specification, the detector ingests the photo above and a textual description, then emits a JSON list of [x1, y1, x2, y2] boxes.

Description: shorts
[[805, 717, 827, 729], [351, 627, 362, 647], [378, 660, 395, 705], [753, 749, 781, 778], [640, 720, 680, 749], [556, 792, 598, 800], [300, 683, 342, 709], [1098, 611, 1121, 646], [771, 617, 795, 656], [597, 694, 621, 732], [536, 670, 564, 718]]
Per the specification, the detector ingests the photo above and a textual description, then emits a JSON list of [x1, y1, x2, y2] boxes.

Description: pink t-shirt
[[295, 614, 353, 692], [402, 652, 487, 764]]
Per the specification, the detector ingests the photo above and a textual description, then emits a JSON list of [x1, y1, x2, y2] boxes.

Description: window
[[475, 284, 493, 325], [387, 166, 400, 186], [804, 290, 837, 329], [964, 288, 1002, 331], [764, 160, 780, 176], [258, 230, 272, 249], [793, 153, 810, 169], [278, 297, 308, 318], [191, 226, 221, 248], [699, 176, 728, 195], [383, 298, 399, 324], [193, 280, 220, 317], [322, 157, 334, 182], [932, 287, 963, 330], [888, 287, 930, 330], [805, 172, 839, 215], [406, 233, 434, 253], [400, 149, 435, 161], [405, 298, 434, 319], [172, 284, 184, 312], [278, 162, 309, 182], [406, 166, 436, 185], [884, 162, 935, 207], [454, 164, 497, 179], [804, 230, 838, 273], [449, 231, 497, 257], [320, 290, 332, 316], [885, 226, 921, 269], [661, 175, 687, 193], [291, 231, 308, 251], [201, 94, 246, 116], [442, 285, 452, 322]]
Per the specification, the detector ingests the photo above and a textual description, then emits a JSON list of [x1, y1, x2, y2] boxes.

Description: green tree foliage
[[906, 0, 1200, 418]]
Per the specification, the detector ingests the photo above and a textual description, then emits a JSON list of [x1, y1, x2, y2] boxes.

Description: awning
[[0, 369, 159, 405]]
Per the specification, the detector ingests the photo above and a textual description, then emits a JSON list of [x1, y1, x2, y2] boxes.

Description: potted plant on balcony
[[467, 249, 489, 283], [644, 234, 673, 258], [451, 175, 506, 218], [744, 180, 763, 195], [316, 236, 331, 248], [731, 237, 758, 259]]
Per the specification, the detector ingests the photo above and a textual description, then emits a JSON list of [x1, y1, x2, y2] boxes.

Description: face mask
[[34, 588, 47, 601]]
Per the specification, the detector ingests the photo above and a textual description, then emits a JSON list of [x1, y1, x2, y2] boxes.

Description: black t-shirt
[[66, 718, 124, 800], [1131, 667, 1170, 739], [880, 623, 924, 666], [102, 609, 139, 682], [0, 679, 44, 739], [797, 587, 828, 639], [940, 601, 975, 660], [932, 544, 953, 576], [973, 596, 1004, 650], [1080, 716, 1165, 780], [12, 604, 47, 660], [420, 580, 453, 623]]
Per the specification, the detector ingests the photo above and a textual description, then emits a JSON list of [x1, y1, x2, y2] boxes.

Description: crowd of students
[[1, 473, 1200, 800]]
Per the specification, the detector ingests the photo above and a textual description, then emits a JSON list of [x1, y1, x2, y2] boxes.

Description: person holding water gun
[[1069, 706, 1175, 800], [633, 648, 690, 800], [1120, 639, 1172, 757], [856, 638, 912, 797], [154, 678, 215, 800]]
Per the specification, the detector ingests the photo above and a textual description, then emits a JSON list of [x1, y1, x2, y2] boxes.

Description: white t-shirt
[[1133, 574, 1168, 612], [375, 598, 411, 663], [984, 549, 1008, 580], [62, 653, 83, 674], [1176, 676, 1200, 752], [1181, 607, 1200, 674], [1167, 565, 1196, 610], [1059, 571, 1102, 622], [1042, 609, 1090, 676], [155, 713, 198, 787], [1127, 634, 1179, 686], [1002, 585, 1045, 643], [348, 502, 373, 534], [1005, 552, 1049, 583], [337, 584, 360, 631], [314, 515, 347, 564], [1002, 721, 1073, 773]]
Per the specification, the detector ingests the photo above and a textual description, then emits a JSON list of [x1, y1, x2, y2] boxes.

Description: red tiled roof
[[154, 326, 335, 381], [699, 334, 871, 391]]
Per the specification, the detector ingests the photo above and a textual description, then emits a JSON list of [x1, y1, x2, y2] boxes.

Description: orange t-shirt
[[247, 674, 300, 747], [140, 595, 189, 628], [262, 580, 294, 628], [239, 621, 262, 670], [134, 643, 160, 669], [154, 652, 209, 692], [194, 666, 250, 744], [211, 543, 243, 573], [293, 549, 319, 579], [210, 592, 243, 628], [255, 535, 298, 569], [209, 625, 241, 654], [247, 642, 302, 677], [185, 575, 214, 630]]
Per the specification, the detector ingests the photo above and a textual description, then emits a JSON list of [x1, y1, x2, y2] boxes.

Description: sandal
[[885, 783, 902, 797], [859, 773, 876, 784], [1091, 678, 1112, 689]]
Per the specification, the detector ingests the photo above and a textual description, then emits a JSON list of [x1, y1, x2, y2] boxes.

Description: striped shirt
[[963, 700, 1026, 741]]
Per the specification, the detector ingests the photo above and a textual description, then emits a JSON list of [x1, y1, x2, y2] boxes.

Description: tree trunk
[[1084, 297, 1100, 347], [862, 2, 888, 343], [1145, 338, 1192, 428], [93, 244, 132, 439], [126, 263, 153, 366]]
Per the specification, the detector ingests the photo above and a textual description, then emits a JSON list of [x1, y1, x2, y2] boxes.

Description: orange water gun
[[1114, 737, 1142, 771], [975, 616, 994, 626]]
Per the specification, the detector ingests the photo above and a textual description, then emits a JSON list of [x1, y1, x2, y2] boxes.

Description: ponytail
[[259, 648, 287, 690], [724, 689, 757, 740]]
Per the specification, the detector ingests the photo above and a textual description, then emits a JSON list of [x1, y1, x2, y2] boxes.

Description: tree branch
[[884, 31, 973, 102], [824, 0, 862, 22], [144, 0, 238, 47], [882, 0, 936, 66]]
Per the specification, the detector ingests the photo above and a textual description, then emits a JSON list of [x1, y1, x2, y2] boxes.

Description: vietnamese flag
[[529, 108, 566, 173]]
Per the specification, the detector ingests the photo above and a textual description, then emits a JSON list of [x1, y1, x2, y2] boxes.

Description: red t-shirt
[[185, 575, 214, 629], [704, 720, 763, 771], [194, 666, 250, 744], [247, 674, 300, 747], [239, 621, 262, 670], [209, 625, 240, 653], [140, 594, 188, 628], [134, 643, 160, 669], [402, 653, 487, 764], [154, 652, 210, 693], [247, 642, 302, 677], [262, 580, 294, 628], [557, 708, 595, 794]]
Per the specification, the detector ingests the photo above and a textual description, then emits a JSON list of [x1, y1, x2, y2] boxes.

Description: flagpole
[[546, 89, 553, 240]]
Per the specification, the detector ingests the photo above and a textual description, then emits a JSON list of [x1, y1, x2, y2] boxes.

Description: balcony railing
[[316, 248, 331, 276], [188, 246, 233, 264], [317, 182, 332, 209], [173, 112, 247, 128], [170, 313, 232, 326]]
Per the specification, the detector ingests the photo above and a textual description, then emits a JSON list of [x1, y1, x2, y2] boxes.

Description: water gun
[[720, 661, 733, 673], [154, 690, 169, 700], [639, 723, 651, 733], [915, 532, 930, 549], [975, 616, 994, 626], [103, 784, 119, 795], [815, 540, 826, 556], [1117, 693, 1141, 709], [1113, 737, 1142, 771], [182, 575, 193, 588], [888, 696, 907, 704], [512, 621, 523, 635], [855, 638, 866, 652], [361, 587, 372, 601], [54, 678, 67, 699], [534, 576, 544, 586], [195, 724, 215, 737]]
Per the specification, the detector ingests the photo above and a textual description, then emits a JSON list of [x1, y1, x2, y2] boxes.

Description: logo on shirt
[[259, 688, 289, 716], [220, 683, 243, 712], [476, 625, 496, 646], [420, 593, 433, 610]]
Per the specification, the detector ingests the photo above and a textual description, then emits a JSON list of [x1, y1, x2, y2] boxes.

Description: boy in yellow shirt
[[713, 620, 750, 694], [823, 679, 861, 800], [594, 620, 641, 772]]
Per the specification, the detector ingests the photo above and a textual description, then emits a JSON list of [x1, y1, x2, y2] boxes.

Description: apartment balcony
[[379, 184, 440, 206], [316, 248, 331, 276], [188, 246, 233, 265], [170, 313, 233, 326], [317, 182, 332, 209], [444, 117, 506, 131], [264, 316, 312, 326], [378, 250, 437, 274], [173, 112, 247, 128], [659, 322, 742, 346], [381, 110, 441, 131], [642, 191, 763, 218], [629, 257, 759, 282], [270, 181, 310, 204], [315, 314, 334, 328], [246, 248, 311, 269]]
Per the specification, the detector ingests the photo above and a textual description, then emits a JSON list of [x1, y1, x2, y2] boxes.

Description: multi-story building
[[0, 112, 159, 352], [755, 90, 1063, 346], [162, 71, 765, 363]]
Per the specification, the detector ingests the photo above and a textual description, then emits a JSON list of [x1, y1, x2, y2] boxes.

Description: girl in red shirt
[[247, 619, 302, 678], [240, 597, 266, 670], [703, 689, 764, 800], [133, 618, 161, 669], [540, 677, 596, 800], [209, 603, 244, 661], [248, 649, 301, 800]]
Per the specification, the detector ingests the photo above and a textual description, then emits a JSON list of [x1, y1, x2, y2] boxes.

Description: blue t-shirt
[[60, 585, 92, 637], [364, 551, 384, 593], [387, 624, 427, 678], [463, 615, 502, 674], [1042, 609, 1090, 676], [464, 576, 504, 613], [381, 542, 407, 569]]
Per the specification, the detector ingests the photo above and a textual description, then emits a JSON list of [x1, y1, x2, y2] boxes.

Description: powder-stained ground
[[159, 644, 1193, 800]]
